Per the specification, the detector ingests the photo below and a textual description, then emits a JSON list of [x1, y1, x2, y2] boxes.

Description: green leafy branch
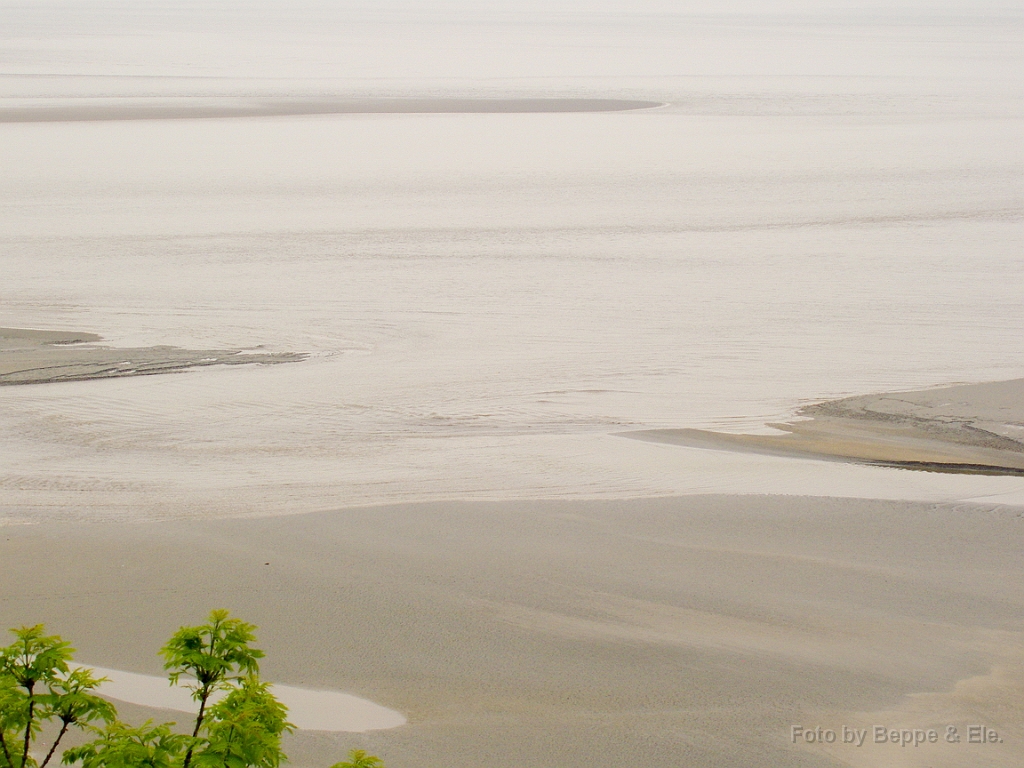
[[0, 612, 385, 768]]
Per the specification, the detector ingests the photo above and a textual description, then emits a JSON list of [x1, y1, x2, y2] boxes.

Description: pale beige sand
[[0, 98, 663, 123], [626, 379, 1024, 476], [83, 666, 405, 732], [0, 327, 305, 386], [2, 496, 1021, 767]]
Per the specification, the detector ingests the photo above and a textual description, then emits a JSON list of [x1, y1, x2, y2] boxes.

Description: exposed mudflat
[[625, 379, 1024, 476], [0, 327, 305, 386]]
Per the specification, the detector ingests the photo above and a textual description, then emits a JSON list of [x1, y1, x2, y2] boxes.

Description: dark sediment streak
[[0, 327, 305, 386], [0, 98, 665, 123]]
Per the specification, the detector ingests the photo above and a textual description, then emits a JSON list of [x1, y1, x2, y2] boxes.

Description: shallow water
[[1, 2, 1023, 519]]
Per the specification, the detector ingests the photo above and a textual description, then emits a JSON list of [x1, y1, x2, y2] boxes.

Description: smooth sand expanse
[[0, 327, 305, 386], [2, 496, 1021, 768], [0, 98, 663, 123], [626, 379, 1024, 476]]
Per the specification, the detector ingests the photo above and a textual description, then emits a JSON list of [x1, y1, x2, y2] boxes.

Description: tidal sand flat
[[627, 378, 1024, 476], [2, 3, 1023, 767], [0, 327, 304, 386], [2, 496, 1021, 768]]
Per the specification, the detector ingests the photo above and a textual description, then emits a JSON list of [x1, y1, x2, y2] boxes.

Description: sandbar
[[83, 666, 405, 733], [625, 378, 1024, 476], [0, 98, 664, 123], [2, 496, 1022, 767], [0, 327, 305, 386]]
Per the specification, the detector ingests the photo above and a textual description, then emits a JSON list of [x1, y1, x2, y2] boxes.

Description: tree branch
[[21, 681, 35, 767], [0, 727, 16, 768], [38, 719, 70, 768]]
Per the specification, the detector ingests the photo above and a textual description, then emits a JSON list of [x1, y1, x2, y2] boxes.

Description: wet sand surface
[[3, 7, 1023, 768], [0, 98, 663, 123], [626, 379, 1024, 476], [2, 495, 1022, 768], [0, 327, 305, 385]]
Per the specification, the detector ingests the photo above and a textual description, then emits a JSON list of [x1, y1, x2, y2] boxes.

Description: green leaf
[[160, 611, 264, 697], [328, 749, 386, 768], [0, 627, 74, 692], [39, 668, 117, 728], [60, 720, 188, 768], [193, 676, 293, 768], [1, 625, 78, 768]]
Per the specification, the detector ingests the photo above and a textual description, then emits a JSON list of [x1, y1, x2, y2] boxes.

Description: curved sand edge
[[622, 378, 1024, 476], [0, 97, 666, 123], [0, 327, 305, 386], [85, 665, 406, 732]]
